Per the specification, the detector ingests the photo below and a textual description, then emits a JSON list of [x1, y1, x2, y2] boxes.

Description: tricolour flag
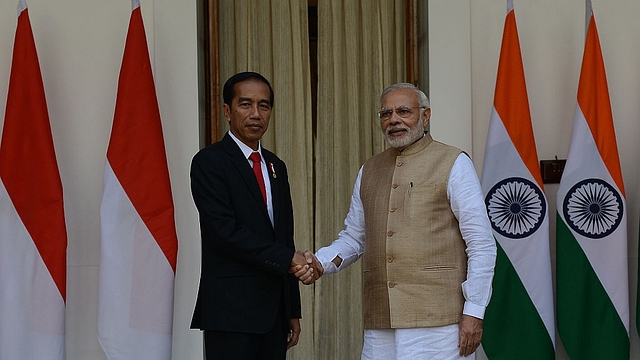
[[97, 1, 178, 359], [0, 1, 67, 359], [556, 1, 629, 359], [480, 1, 555, 359]]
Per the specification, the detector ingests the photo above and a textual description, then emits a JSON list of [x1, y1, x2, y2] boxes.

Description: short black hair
[[222, 72, 275, 107]]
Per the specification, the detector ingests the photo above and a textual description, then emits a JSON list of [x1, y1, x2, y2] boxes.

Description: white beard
[[384, 120, 424, 149]]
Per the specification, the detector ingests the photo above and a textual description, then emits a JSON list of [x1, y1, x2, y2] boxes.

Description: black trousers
[[204, 303, 288, 360]]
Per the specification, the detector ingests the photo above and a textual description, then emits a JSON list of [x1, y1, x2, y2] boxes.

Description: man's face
[[224, 79, 272, 150], [379, 88, 431, 150]]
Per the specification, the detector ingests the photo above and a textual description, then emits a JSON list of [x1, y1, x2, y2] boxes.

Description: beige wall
[[1, 0, 639, 359], [429, 1, 640, 359]]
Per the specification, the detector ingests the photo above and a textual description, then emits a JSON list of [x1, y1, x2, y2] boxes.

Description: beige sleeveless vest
[[360, 134, 467, 329]]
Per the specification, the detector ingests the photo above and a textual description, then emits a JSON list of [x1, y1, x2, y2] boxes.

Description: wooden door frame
[[203, 0, 220, 145], [406, 0, 419, 86]]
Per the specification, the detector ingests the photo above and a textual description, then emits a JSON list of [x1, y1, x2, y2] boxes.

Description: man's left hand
[[458, 314, 483, 357], [287, 318, 301, 350]]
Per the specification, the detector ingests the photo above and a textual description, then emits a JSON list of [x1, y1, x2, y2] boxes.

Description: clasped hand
[[289, 250, 323, 285]]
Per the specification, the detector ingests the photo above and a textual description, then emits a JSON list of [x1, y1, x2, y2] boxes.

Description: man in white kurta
[[293, 83, 496, 359]]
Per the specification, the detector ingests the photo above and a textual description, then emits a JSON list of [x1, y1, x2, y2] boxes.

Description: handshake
[[289, 250, 324, 285]]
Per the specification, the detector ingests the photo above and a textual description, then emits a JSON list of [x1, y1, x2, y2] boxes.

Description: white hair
[[380, 83, 430, 109]]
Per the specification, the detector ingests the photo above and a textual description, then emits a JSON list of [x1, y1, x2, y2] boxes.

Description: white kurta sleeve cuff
[[316, 248, 341, 275], [462, 301, 486, 320]]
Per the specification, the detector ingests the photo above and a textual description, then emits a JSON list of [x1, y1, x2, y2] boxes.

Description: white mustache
[[385, 124, 410, 136]]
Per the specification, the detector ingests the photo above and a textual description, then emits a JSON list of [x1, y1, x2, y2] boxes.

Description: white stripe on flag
[[98, 162, 174, 359], [0, 180, 65, 360]]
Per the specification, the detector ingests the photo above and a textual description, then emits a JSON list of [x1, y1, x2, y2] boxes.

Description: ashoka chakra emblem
[[485, 177, 546, 239], [562, 178, 623, 239]]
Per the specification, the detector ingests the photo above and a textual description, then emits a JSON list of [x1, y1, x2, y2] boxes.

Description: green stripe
[[482, 240, 554, 359], [556, 213, 629, 359]]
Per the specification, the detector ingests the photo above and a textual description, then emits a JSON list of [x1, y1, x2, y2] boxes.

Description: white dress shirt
[[316, 153, 496, 320]]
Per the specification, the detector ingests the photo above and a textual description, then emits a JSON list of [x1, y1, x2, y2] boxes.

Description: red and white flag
[[0, 1, 67, 359], [97, 1, 178, 359]]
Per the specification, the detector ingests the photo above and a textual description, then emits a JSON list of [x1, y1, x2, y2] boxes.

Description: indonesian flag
[[97, 1, 178, 359], [0, 1, 67, 359], [556, 1, 629, 359], [480, 1, 555, 359]]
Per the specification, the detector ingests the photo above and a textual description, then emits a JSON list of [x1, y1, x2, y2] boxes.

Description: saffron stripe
[[576, 12, 625, 196], [492, 8, 543, 189]]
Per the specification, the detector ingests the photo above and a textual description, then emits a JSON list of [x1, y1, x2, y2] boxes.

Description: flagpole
[[585, 0, 592, 36], [17, 0, 26, 14]]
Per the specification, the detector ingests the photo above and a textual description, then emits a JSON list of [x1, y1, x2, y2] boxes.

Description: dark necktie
[[249, 152, 267, 205]]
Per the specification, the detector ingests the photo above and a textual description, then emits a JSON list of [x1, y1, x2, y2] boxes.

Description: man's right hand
[[289, 250, 324, 285], [289, 251, 311, 280]]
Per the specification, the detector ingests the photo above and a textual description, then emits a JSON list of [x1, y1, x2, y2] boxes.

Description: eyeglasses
[[377, 106, 425, 121]]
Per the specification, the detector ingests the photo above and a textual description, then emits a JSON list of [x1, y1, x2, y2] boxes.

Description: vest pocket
[[420, 264, 457, 271], [406, 182, 438, 219]]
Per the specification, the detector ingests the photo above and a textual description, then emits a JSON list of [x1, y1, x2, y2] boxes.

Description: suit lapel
[[221, 134, 270, 220]]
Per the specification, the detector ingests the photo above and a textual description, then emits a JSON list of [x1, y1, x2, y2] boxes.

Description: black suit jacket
[[190, 133, 301, 333]]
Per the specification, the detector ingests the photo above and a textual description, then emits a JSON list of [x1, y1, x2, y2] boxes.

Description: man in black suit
[[190, 72, 311, 359]]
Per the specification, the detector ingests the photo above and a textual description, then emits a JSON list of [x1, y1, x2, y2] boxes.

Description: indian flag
[[0, 1, 67, 359], [97, 1, 178, 359], [480, 1, 555, 359], [556, 1, 629, 359]]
